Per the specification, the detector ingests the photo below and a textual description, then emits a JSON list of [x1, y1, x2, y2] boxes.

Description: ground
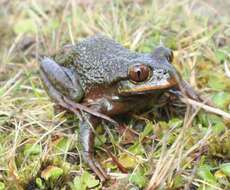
[[0, 0, 230, 189]]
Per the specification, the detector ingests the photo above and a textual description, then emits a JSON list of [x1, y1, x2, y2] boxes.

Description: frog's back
[[73, 35, 139, 89], [75, 35, 130, 58]]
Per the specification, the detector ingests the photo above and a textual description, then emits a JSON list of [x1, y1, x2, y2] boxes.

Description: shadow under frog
[[39, 35, 200, 181]]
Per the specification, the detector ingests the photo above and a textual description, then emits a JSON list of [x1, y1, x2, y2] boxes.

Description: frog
[[39, 35, 200, 181]]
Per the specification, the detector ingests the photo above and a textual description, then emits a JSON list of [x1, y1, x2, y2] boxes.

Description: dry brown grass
[[0, 0, 229, 189]]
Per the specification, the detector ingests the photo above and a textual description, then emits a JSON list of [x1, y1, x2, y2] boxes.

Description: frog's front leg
[[80, 114, 109, 181]]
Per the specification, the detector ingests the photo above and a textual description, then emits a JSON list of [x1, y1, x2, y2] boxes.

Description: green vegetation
[[0, 0, 229, 189]]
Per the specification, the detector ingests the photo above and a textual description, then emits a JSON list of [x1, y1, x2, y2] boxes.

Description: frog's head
[[118, 46, 179, 96]]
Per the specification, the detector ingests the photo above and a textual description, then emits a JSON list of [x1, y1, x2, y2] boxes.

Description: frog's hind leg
[[80, 117, 109, 181], [40, 57, 84, 102]]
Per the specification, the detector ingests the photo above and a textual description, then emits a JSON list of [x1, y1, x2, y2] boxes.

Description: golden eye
[[128, 64, 150, 82]]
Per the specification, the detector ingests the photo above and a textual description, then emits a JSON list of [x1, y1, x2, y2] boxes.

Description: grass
[[0, 0, 230, 189]]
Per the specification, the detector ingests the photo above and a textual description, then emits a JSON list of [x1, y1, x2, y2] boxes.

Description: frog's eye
[[128, 64, 150, 82]]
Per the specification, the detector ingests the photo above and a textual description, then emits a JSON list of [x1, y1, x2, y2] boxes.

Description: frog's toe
[[84, 153, 109, 181], [180, 80, 201, 101]]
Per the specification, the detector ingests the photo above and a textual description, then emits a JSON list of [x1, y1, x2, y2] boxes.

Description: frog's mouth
[[118, 77, 178, 96]]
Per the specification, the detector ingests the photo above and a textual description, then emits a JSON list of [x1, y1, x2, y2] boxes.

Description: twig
[[224, 61, 230, 78], [181, 97, 230, 120]]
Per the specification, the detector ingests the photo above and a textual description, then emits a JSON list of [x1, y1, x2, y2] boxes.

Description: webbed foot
[[82, 151, 109, 181]]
